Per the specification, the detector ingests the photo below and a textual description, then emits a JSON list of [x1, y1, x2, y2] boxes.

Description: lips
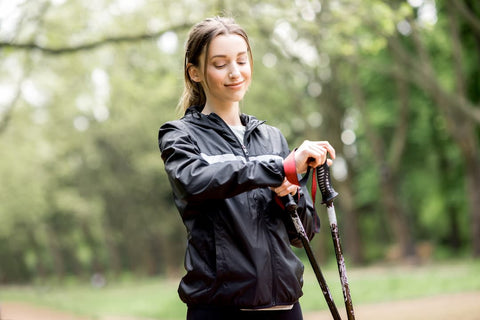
[[225, 80, 245, 88]]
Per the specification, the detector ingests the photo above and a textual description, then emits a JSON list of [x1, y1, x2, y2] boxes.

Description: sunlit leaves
[[1, 0, 479, 281]]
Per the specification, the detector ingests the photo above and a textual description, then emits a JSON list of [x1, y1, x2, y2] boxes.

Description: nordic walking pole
[[316, 162, 356, 320], [281, 195, 342, 320]]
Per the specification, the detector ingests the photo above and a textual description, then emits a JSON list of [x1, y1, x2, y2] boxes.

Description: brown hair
[[177, 16, 253, 113]]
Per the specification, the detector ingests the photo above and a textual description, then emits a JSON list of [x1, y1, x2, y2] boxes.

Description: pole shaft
[[282, 194, 342, 320], [327, 204, 355, 320], [300, 236, 342, 320]]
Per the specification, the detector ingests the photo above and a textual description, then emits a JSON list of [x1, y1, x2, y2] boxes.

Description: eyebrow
[[210, 51, 248, 60]]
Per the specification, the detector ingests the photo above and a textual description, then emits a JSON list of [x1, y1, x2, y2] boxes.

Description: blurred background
[[0, 0, 479, 318]]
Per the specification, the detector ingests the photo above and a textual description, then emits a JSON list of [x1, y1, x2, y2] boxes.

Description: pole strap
[[283, 150, 299, 186], [283, 149, 319, 205]]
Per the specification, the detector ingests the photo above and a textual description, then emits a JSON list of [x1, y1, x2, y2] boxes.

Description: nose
[[229, 63, 241, 79]]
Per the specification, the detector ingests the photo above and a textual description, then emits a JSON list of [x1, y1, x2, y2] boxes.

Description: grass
[[1, 259, 479, 319], [300, 259, 480, 312], [0, 277, 185, 319]]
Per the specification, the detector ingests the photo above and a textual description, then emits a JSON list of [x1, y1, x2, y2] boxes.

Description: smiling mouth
[[225, 80, 245, 87]]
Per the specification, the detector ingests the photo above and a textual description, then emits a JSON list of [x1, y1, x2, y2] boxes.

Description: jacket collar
[[184, 105, 264, 133]]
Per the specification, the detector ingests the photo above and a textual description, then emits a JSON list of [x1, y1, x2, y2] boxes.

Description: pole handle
[[280, 194, 309, 240], [280, 194, 297, 211], [316, 162, 339, 204]]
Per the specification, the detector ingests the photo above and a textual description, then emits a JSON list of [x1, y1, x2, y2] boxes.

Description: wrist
[[283, 150, 300, 186]]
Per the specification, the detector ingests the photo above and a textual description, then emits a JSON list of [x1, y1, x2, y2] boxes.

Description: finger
[[295, 141, 329, 172], [274, 178, 298, 197], [308, 146, 327, 167], [316, 141, 336, 159], [281, 186, 298, 197], [289, 186, 299, 196], [274, 182, 288, 195], [325, 143, 336, 159]]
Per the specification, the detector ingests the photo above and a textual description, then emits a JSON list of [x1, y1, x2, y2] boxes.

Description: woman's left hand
[[270, 178, 299, 197]]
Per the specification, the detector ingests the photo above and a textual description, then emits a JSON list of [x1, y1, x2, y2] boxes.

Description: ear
[[187, 63, 202, 83]]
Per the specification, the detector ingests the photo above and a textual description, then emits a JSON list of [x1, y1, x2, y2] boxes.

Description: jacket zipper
[[221, 119, 250, 159], [218, 115, 278, 306], [235, 123, 278, 307], [241, 144, 249, 157]]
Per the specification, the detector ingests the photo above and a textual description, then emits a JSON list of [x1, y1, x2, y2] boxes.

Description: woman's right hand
[[294, 140, 335, 174]]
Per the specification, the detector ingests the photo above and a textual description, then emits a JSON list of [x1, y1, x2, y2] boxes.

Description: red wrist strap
[[284, 150, 300, 186], [311, 167, 318, 205], [284, 151, 319, 206]]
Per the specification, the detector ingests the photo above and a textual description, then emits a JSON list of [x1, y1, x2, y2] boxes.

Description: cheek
[[242, 65, 252, 79], [206, 70, 225, 85]]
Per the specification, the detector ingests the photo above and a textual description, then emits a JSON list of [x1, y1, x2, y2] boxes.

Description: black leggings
[[187, 302, 303, 320]]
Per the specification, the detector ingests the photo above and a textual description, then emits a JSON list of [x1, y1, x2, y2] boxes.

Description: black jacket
[[158, 105, 319, 309]]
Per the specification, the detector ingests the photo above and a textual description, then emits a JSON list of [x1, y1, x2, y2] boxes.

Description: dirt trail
[[0, 302, 155, 320], [304, 291, 480, 320], [0, 302, 87, 320], [1, 291, 480, 320]]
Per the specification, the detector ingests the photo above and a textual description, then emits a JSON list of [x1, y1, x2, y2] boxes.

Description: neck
[[202, 101, 242, 126]]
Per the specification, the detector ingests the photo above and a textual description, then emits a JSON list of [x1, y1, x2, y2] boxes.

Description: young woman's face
[[192, 34, 252, 108]]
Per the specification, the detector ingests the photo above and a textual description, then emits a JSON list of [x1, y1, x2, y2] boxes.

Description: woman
[[158, 16, 335, 320]]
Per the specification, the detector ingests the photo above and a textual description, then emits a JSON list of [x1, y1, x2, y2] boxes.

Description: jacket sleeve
[[158, 120, 285, 202]]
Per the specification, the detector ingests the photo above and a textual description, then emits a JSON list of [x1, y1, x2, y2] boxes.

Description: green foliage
[[1, 0, 480, 282]]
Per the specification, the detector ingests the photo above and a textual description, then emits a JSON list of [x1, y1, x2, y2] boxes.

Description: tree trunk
[[81, 221, 102, 273], [464, 151, 480, 256], [350, 61, 416, 259], [44, 225, 65, 279], [337, 173, 364, 264], [101, 219, 122, 274], [390, 8, 480, 257], [445, 0, 480, 256], [320, 70, 364, 264]]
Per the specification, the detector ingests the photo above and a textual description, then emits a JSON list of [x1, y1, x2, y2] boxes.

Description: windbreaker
[[158, 105, 319, 310]]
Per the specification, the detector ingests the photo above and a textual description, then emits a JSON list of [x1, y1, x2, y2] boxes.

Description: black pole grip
[[317, 162, 339, 204], [280, 194, 308, 239], [280, 194, 297, 212]]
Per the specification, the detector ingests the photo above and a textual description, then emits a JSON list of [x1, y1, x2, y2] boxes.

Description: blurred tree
[[1, 0, 480, 283], [385, 0, 480, 256]]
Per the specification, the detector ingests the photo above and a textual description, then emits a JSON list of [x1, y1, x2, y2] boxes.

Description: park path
[[0, 302, 155, 320], [304, 291, 480, 320], [1, 302, 87, 320], [1, 291, 480, 320]]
